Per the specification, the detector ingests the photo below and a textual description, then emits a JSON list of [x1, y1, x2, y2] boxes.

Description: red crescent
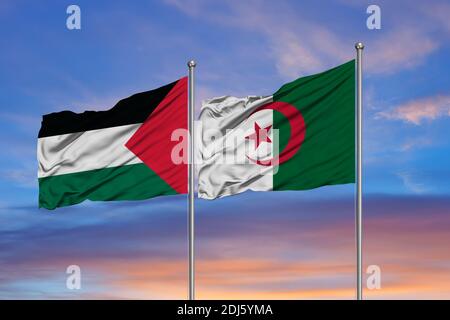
[[246, 101, 305, 166]]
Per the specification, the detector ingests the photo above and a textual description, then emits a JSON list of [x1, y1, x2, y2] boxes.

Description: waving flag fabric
[[38, 78, 187, 209], [198, 61, 355, 199]]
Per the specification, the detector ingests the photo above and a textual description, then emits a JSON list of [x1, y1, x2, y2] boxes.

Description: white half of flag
[[198, 95, 278, 199]]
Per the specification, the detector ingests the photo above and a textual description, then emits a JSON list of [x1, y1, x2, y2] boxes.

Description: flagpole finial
[[355, 42, 364, 50], [187, 60, 196, 68]]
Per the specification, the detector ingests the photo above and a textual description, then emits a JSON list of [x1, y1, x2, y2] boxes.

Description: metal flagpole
[[355, 42, 364, 300], [187, 60, 196, 300]]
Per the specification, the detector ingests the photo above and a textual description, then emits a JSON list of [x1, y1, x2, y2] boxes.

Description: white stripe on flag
[[38, 123, 142, 178], [198, 95, 274, 199]]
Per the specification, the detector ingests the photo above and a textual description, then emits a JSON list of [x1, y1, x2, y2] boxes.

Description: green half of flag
[[273, 59, 355, 191]]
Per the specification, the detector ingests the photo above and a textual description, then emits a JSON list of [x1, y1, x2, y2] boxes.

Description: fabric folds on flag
[[198, 60, 355, 199], [38, 78, 187, 209]]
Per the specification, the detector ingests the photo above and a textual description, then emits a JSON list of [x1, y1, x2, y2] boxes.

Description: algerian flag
[[198, 60, 355, 199], [38, 78, 187, 209]]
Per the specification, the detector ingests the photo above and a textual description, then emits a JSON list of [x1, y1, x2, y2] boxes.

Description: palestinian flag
[[198, 60, 355, 199], [38, 78, 187, 209]]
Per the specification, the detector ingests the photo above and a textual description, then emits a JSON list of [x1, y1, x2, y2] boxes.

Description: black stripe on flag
[[38, 79, 178, 138]]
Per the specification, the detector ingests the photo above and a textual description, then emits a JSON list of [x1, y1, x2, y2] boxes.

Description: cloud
[[400, 137, 432, 152], [1, 194, 450, 298], [166, 0, 446, 78], [377, 95, 450, 124], [396, 172, 428, 194], [366, 27, 439, 74], [341, 0, 449, 74], [165, 0, 350, 78], [1, 168, 37, 188]]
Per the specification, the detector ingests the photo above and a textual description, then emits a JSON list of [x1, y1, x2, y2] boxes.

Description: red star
[[245, 122, 272, 150]]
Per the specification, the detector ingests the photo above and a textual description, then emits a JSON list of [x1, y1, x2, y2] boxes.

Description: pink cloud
[[378, 95, 450, 124], [53, 206, 450, 299], [166, 0, 445, 77], [165, 0, 349, 78], [2, 196, 450, 299], [366, 27, 439, 74]]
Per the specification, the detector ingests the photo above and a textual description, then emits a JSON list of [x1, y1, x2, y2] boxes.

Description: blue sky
[[0, 0, 450, 299]]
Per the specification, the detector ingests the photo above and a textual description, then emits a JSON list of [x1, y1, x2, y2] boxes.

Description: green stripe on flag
[[273, 60, 355, 191], [39, 163, 177, 209]]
